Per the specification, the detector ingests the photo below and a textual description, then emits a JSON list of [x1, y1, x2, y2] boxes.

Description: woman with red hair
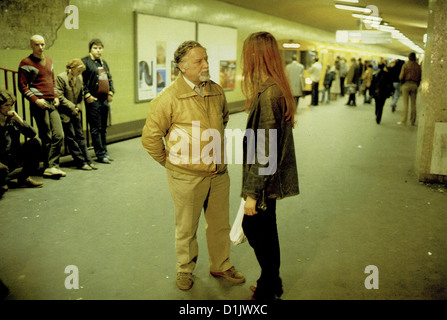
[[240, 32, 300, 300]]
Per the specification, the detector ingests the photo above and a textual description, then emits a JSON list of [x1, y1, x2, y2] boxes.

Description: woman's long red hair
[[241, 32, 296, 124]]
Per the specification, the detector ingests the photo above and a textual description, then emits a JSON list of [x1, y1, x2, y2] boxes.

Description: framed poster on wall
[[135, 12, 196, 102]]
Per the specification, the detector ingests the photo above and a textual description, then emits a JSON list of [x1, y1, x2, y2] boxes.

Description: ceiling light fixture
[[390, 30, 403, 38], [282, 42, 301, 49], [338, 1, 424, 54], [377, 25, 395, 31], [335, 4, 372, 14], [352, 13, 382, 22]]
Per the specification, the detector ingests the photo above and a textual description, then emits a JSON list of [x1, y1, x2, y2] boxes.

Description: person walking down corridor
[[308, 57, 322, 106], [370, 63, 393, 124], [361, 62, 374, 104], [142, 40, 245, 291], [339, 58, 348, 97], [398, 52, 421, 126], [320, 65, 334, 103], [388, 59, 404, 112], [241, 32, 300, 301], [345, 58, 361, 107], [285, 55, 305, 107]]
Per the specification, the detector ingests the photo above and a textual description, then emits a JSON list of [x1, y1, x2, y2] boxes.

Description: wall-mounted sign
[[336, 30, 392, 44]]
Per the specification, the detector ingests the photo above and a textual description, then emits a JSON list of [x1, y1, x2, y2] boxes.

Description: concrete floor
[[0, 93, 446, 301]]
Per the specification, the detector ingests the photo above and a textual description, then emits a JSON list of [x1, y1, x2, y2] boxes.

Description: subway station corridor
[[0, 94, 446, 300]]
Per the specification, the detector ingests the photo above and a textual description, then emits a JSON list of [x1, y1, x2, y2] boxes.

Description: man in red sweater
[[18, 35, 65, 178]]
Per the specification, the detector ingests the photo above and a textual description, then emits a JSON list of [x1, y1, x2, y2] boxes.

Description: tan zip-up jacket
[[142, 75, 229, 177]]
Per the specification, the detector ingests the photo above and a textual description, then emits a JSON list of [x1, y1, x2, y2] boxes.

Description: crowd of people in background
[[285, 52, 422, 125]]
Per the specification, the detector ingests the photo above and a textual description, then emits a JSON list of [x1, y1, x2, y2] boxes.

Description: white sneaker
[[56, 167, 67, 177], [43, 167, 63, 177]]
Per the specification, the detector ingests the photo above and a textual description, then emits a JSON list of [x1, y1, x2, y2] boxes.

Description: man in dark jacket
[[345, 58, 362, 106], [81, 39, 115, 163], [0, 90, 43, 198], [388, 59, 404, 112], [370, 63, 393, 124]]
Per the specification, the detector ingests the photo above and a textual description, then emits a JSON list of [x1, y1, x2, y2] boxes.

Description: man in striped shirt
[[18, 35, 65, 178]]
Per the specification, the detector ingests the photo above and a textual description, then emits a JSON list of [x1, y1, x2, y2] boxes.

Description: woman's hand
[[244, 196, 258, 216]]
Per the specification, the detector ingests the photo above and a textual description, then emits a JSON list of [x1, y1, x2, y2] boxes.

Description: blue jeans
[[321, 86, 331, 102], [391, 82, 401, 107], [364, 87, 372, 103], [85, 99, 109, 159]]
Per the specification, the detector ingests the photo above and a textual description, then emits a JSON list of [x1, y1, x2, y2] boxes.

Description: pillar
[[415, 0, 447, 183]]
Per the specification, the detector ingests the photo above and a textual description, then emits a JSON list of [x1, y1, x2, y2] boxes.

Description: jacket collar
[[89, 53, 103, 64], [175, 74, 221, 99], [258, 77, 276, 93]]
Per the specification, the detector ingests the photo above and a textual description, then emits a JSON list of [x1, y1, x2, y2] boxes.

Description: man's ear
[[178, 62, 186, 73]]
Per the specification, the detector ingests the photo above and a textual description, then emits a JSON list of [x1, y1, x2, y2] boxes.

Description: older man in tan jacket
[[142, 41, 244, 291]]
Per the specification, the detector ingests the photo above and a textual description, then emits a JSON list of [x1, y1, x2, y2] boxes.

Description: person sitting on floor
[[0, 90, 43, 198]]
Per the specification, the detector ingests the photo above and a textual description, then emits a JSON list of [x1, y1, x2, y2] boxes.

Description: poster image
[[157, 69, 166, 92], [138, 60, 155, 100], [156, 41, 167, 67], [171, 60, 179, 81], [219, 60, 236, 90]]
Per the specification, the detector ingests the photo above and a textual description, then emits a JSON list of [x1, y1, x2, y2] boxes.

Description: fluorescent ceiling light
[[377, 25, 395, 32], [282, 43, 301, 49], [390, 30, 403, 38], [352, 13, 382, 22], [365, 21, 381, 26], [335, 4, 372, 13], [337, 1, 424, 53]]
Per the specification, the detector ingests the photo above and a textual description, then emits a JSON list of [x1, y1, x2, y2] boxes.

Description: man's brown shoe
[[0, 184, 8, 198], [210, 266, 245, 284], [20, 178, 43, 188], [176, 272, 193, 290]]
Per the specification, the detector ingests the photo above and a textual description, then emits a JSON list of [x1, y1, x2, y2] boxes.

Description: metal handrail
[[0, 66, 91, 149], [0, 67, 30, 124]]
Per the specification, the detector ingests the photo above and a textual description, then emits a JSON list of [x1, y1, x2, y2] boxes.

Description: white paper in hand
[[230, 199, 247, 245]]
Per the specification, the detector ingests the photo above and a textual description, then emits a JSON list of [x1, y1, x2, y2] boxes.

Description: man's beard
[[199, 69, 210, 82]]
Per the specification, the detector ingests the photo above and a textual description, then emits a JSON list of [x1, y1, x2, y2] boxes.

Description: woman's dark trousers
[[242, 198, 282, 300]]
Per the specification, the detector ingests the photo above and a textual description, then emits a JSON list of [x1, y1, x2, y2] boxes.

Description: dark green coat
[[241, 78, 299, 202]]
